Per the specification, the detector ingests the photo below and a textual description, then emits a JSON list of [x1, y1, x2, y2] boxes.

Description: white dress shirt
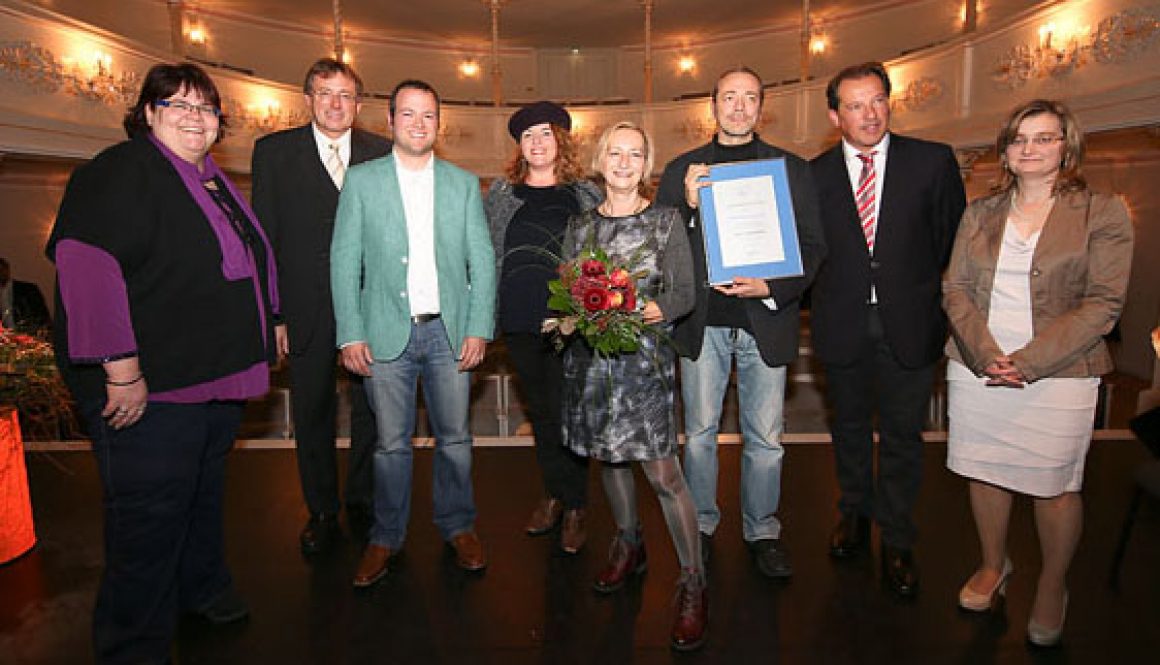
[[394, 153, 441, 317]]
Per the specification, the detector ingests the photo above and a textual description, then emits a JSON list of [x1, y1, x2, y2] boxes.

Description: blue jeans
[[364, 319, 477, 549], [681, 326, 786, 541]]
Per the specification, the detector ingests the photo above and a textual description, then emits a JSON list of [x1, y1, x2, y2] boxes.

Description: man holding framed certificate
[[657, 66, 827, 579]]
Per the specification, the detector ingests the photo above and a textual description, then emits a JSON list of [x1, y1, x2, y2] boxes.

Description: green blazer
[[330, 154, 496, 362]]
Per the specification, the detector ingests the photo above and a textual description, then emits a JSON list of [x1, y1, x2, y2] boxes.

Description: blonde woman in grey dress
[[560, 121, 705, 651], [943, 100, 1133, 646]]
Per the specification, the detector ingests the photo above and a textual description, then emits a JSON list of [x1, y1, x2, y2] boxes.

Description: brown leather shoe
[[593, 531, 646, 593], [671, 569, 708, 651], [353, 544, 392, 588], [525, 498, 563, 535], [450, 530, 487, 571], [560, 509, 587, 554]]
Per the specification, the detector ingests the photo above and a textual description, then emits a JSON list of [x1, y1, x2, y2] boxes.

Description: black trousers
[[84, 399, 242, 665], [287, 340, 376, 516], [505, 333, 589, 509], [823, 307, 935, 550]]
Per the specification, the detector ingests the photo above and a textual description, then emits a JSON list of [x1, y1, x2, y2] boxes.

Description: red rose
[[571, 276, 595, 299], [582, 287, 612, 312], [622, 291, 636, 311], [609, 268, 631, 288], [582, 259, 606, 277]]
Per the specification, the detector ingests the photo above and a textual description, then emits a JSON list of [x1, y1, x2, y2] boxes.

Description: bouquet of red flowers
[[0, 328, 76, 440], [543, 247, 648, 355]]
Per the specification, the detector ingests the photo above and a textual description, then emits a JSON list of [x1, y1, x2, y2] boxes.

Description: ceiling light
[[459, 60, 480, 77]]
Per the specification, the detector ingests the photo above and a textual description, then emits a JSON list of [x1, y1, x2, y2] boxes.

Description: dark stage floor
[[3, 441, 1160, 664]]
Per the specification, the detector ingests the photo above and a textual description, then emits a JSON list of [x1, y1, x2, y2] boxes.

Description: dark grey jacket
[[484, 178, 602, 328]]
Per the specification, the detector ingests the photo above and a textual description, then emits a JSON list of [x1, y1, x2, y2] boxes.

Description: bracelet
[[106, 374, 144, 387]]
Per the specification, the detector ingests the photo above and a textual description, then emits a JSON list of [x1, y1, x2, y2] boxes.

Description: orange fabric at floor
[[0, 406, 36, 564]]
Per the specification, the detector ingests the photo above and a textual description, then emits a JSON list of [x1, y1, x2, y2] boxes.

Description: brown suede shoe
[[524, 498, 563, 535], [450, 530, 487, 571], [560, 509, 587, 554], [353, 544, 392, 588]]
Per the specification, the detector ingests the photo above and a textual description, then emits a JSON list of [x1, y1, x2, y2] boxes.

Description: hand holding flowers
[[543, 247, 652, 355]]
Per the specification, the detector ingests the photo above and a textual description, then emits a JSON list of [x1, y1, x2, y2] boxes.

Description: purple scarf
[[148, 135, 280, 313]]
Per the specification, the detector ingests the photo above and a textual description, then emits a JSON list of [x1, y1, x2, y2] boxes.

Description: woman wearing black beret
[[485, 101, 601, 554]]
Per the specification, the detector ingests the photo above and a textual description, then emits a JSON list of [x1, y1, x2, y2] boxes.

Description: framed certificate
[[698, 158, 803, 285]]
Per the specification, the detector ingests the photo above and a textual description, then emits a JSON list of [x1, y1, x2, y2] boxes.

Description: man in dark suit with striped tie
[[810, 61, 966, 597]]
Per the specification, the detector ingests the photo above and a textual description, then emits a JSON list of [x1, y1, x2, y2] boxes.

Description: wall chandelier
[[0, 41, 139, 105], [993, 8, 1160, 88]]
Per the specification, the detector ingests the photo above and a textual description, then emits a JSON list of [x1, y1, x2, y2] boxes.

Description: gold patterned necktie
[[326, 142, 345, 189]]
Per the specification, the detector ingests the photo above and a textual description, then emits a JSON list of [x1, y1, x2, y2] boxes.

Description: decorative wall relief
[[224, 100, 308, 135], [0, 40, 139, 105], [893, 77, 944, 112], [1090, 7, 1160, 63], [993, 7, 1160, 88]]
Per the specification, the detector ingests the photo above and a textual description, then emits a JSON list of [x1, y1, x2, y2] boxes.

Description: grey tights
[[600, 457, 702, 571]]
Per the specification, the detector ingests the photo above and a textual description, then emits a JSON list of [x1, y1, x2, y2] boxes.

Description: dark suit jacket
[[657, 137, 827, 367], [251, 125, 391, 353], [11, 279, 51, 332], [809, 133, 966, 369]]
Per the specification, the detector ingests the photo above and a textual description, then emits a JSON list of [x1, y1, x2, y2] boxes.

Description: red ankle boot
[[671, 569, 708, 651], [593, 531, 646, 593]]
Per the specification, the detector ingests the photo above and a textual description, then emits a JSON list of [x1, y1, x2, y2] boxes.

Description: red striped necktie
[[856, 151, 877, 252]]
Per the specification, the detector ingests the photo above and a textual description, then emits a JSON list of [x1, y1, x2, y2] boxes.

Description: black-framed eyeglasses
[[1009, 135, 1063, 148], [155, 99, 222, 118]]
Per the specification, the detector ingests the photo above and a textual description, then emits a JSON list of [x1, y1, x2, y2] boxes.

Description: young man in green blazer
[[331, 80, 496, 587]]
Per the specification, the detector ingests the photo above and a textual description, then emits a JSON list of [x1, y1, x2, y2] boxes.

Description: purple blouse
[[55, 139, 279, 403]]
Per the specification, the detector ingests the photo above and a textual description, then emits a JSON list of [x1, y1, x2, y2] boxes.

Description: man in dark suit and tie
[[0, 256, 51, 334], [251, 58, 391, 555], [810, 61, 966, 596]]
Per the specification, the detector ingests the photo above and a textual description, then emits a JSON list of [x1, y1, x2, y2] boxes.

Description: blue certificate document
[[698, 158, 803, 285]]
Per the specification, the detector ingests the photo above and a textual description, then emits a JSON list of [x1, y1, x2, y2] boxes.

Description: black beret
[[508, 101, 571, 140]]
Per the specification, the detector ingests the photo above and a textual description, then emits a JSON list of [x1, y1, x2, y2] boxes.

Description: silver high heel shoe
[[1027, 591, 1069, 647], [958, 558, 1014, 612]]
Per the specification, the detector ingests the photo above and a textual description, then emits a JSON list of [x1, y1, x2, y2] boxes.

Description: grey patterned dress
[[561, 205, 695, 462]]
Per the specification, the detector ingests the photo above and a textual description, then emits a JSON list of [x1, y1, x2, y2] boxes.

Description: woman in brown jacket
[[942, 99, 1133, 646]]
